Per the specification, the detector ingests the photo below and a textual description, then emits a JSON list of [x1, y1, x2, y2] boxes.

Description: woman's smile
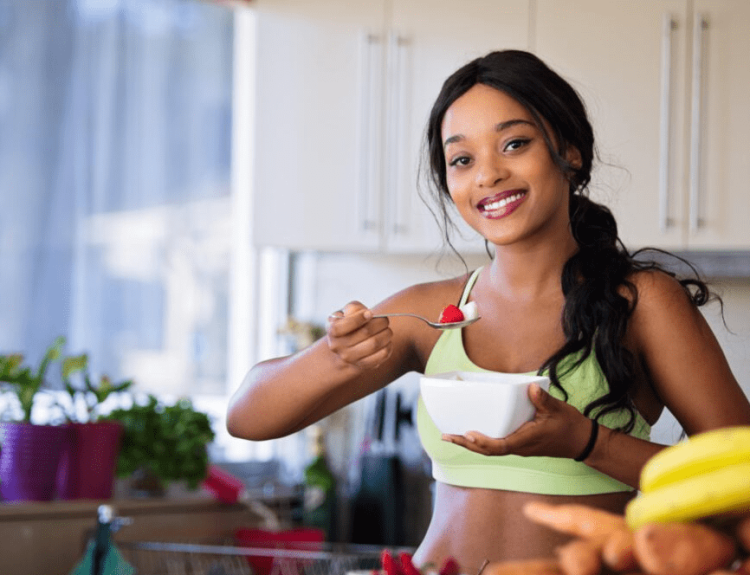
[[478, 189, 527, 219]]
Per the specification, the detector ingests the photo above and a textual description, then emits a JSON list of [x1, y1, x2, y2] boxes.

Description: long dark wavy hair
[[422, 50, 712, 432]]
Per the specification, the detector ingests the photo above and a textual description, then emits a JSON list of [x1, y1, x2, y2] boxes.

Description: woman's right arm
[[226, 301, 420, 441]]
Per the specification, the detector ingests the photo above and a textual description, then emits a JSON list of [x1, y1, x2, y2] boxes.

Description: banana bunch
[[626, 426, 750, 529]]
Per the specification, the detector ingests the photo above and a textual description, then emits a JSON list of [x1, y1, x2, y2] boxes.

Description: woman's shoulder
[[625, 268, 707, 345], [627, 268, 695, 309]]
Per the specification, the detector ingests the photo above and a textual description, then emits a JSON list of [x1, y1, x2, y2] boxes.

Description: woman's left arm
[[586, 271, 750, 486], [628, 271, 750, 432]]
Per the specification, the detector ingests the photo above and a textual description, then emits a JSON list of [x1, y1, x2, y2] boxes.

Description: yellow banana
[[640, 426, 750, 493], [626, 460, 750, 529]]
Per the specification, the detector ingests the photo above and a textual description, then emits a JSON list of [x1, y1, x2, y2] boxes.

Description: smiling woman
[[227, 49, 750, 572]]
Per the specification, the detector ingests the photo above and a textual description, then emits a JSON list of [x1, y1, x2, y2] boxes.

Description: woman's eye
[[504, 138, 530, 152], [448, 155, 471, 167]]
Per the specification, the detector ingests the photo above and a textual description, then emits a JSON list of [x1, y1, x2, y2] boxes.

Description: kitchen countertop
[[637, 250, 750, 279], [0, 491, 295, 575]]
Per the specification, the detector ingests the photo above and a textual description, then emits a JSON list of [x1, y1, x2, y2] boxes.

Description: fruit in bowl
[[420, 370, 549, 437]]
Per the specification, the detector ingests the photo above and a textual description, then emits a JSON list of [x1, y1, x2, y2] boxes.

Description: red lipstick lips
[[478, 190, 527, 218]]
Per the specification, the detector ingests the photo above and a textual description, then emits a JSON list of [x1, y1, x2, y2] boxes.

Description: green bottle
[[302, 425, 336, 539]]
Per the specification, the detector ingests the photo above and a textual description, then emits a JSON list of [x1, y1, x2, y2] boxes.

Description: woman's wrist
[[574, 418, 600, 462]]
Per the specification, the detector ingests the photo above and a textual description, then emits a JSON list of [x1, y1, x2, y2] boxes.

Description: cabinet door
[[386, 0, 532, 254], [688, 1, 750, 249], [252, 0, 387, 251], [535, 0, 690, 250]]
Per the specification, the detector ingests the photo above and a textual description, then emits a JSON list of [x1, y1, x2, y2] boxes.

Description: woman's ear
[[565, 145, 582, 170]]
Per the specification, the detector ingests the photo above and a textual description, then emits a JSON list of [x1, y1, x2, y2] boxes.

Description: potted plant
[[55, 354, 133, 500], [0, 336, 70, 502], [105, 394, 215, 497]]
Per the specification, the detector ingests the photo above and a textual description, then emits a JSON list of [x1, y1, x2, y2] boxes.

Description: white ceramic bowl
[[420, 371, 550, 437]]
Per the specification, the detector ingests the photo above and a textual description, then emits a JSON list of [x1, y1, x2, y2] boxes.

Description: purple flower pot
[[0, 422, 71, 502], [56, 421, 123, 500]]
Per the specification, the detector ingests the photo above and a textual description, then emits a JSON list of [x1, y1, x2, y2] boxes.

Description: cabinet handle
[[386, 33, 409, 236], [358, 32, 383, 233], [659, 14, 677, 231], [689, 14, 708, 232]]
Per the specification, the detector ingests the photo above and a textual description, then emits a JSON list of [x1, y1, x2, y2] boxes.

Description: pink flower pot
[[0, 422, 71, 502], [56, 421, 123, 500]]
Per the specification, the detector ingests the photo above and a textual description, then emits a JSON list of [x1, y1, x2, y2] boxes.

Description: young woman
[[227, 50, 750, 572]]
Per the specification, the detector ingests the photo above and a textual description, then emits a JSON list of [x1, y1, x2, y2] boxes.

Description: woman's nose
[[474, 155, 507, 187]]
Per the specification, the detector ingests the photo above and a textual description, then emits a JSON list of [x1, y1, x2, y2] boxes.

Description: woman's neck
[[487, 233, 578, 301]]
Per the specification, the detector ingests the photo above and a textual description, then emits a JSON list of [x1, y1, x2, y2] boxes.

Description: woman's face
[[441, 84, 577, 248]]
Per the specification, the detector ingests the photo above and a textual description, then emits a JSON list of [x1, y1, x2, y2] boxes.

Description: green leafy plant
[[0, 336, 65, 423], [105, 394, 215, 490], [59, 353, 133, 423]]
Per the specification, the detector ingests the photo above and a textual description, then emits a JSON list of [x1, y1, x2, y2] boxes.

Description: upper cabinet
[[251, 0, 531, 253], [535, 0, 750, 250]]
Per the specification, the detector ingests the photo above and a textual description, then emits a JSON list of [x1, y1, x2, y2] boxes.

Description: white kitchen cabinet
[[689, 0, 750, 249], [251, 0, 530, 253], [534, 0, 750, 251]]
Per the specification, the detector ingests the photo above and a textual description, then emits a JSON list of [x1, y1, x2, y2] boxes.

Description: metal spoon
[[328, 312, 480, 330]]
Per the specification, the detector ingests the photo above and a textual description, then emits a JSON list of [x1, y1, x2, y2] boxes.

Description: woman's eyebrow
[[443, 118, 535, 149]]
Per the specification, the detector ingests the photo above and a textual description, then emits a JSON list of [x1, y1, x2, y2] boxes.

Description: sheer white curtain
[[0, 0, 235, 404]]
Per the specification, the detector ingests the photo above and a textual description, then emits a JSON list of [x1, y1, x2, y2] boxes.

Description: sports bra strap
[[459, 267, 483, 306]]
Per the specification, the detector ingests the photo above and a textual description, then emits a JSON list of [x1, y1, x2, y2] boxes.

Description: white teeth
[[482, 192, 524, 212]]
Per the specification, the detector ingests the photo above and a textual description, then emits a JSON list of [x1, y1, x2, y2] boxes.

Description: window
[[0, 0, 238, 406]]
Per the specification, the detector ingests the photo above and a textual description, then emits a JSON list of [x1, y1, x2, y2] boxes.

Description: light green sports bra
[[416, 267, 650, 495]]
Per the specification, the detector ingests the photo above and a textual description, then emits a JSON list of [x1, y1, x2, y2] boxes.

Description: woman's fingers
[[327, 302, 393, 369], [332, 328, 393, 369], [328, 302, 369, 331], [442, 432, 510, 455]]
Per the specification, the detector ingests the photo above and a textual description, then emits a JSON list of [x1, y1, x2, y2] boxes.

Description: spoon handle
[[329, 311, 478, 330], [329, 311, 436, 325], [371, 312, 432, 322]]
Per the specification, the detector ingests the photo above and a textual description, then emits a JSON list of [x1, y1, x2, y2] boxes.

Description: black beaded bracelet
[[574, 419, 599, 462]]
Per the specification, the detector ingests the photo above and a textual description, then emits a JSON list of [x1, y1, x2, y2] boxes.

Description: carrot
[[523, 501, 627, 540], [555, 539, 602, 575], [736, 514, 750, 552], [601, 527, 638, 572], [482, 559, 563, 575], [633, 522, 737, 575]]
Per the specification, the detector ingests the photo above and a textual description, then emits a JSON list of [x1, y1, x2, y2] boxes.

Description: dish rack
[[89, 504, 401, 575], [118, 540, 385, 575]]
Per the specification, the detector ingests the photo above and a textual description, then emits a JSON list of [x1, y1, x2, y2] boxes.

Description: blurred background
[[1, 0, 750, 568]]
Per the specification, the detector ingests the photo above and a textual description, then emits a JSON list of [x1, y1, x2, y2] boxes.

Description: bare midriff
[[411, 482, 635, 574]]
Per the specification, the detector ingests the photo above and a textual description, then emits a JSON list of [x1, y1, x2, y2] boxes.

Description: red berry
[[438, 557, 460, 575], [438, 304, 464, 324], [381, 549, 403, 575], [398, 552, 422, 575]]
